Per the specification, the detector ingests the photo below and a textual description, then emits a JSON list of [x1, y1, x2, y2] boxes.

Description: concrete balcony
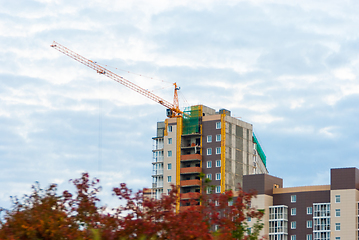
[[180, 206, 193, 212], [180, 167, 201, 174], [179, 206, 191, 212], [179, 205, 200, 212], [180, 179, 201, 187], [181, 192, 200, 200], [181, 154, 202, 162]]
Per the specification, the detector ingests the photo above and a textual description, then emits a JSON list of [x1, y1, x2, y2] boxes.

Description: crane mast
[[50, 41, 183, 118]]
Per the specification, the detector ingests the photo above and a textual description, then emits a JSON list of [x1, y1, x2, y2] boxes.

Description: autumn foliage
[[0, 173, 264, 240]]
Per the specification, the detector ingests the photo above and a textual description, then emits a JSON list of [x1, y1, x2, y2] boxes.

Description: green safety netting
[[182, 106, 201, 135], [253, 133, 267, 167]]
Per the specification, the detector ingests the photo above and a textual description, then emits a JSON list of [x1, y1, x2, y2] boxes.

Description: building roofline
[[273, 185, 330, 194]]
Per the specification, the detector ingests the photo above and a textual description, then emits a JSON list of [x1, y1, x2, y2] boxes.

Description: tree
[[0, 183, 81, 240], [0, 173, 264, 240]]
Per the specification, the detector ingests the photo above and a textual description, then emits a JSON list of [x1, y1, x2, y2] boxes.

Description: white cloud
[[281, 126, 315, 135], [319, 126, 336, 138], [289, 99, 305, 109], [251, 114, 284, 124], [323, 94, 342, 106], [310, 170, 330, 186], [334, 68, 356, 80]]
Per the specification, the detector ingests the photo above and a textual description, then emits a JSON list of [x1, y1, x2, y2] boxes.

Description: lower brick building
[[243, 167, 359, 240]]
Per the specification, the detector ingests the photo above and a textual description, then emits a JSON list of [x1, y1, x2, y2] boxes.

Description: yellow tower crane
[[50, 41, 183, 118]]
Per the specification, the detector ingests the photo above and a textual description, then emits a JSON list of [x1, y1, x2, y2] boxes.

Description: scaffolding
[[182, 106, 201, 135]]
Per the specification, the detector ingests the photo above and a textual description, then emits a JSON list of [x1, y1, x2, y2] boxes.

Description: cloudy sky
[[1, 0, 359, 209]]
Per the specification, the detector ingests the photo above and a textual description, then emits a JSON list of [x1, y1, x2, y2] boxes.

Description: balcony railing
[[179, 205, 201, 212], [152, 156, 164, 163], [153, 139, 164, 150], [152, 169, 164, 175], [179, 206, 191, 212], [180, 167, 201, 174], [181, 143, 201, 149], [181, 154, 202, 162], [153, 143, 164, 150], [180, 179, 201, 187], [181, 192, 200, 200], [152, 182, 163, 188]]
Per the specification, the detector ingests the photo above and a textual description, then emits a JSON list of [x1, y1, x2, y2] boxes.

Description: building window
[[215, 186, 221, 193], [291, 235, 296, 240], [167, 151, 172, 157], [207, 135, 212, 143], [207, 161, 212, 168], [216, 147, 221, 154], [168, 125, 172, 132], [307, 207, 312, 215], [291, 208, 296, 216], [216, 173, 221, 180], [167, 189, 171, 194], [228, 200, 233, 206], [306, 234, 312, 240], [206, 173, 212, 180], [215, 200, 219, 206], [216, 160, 221, 167], [167, 176, 172, 183], [168, 138, 172, 144], [247, 217, 251, 222], [216, 134, 221, 141], [291, 221, 296, 229], [335, 195, 340, 203], [167, 163, 172, 170], [335, 222, 340, 231], [335, 237, 340, 240], [306, 220, 312, 228], [335, 209, 340, 217], [214, 225, 219, 231], [207, 148, 212, 155], [291, 195, 296, 203], [216, 122, 221, 129], [206, 187, 212, 194]]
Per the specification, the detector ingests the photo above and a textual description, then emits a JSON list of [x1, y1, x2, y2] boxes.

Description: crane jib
[[51, 41, 182, 117]]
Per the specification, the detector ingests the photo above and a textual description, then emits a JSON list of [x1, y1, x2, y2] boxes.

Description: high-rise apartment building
[[244, 167, 359, 240], [151, 105, 268, 208]]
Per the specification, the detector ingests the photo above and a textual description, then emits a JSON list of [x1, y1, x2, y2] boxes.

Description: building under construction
[[151, 105, 268, 209], [49, 42, 269, 212]]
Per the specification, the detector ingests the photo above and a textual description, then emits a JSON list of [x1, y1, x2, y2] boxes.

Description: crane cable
[[95, 61, 178, 96], [98, 78, 102, 173], [96, 61, 173, 84]]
